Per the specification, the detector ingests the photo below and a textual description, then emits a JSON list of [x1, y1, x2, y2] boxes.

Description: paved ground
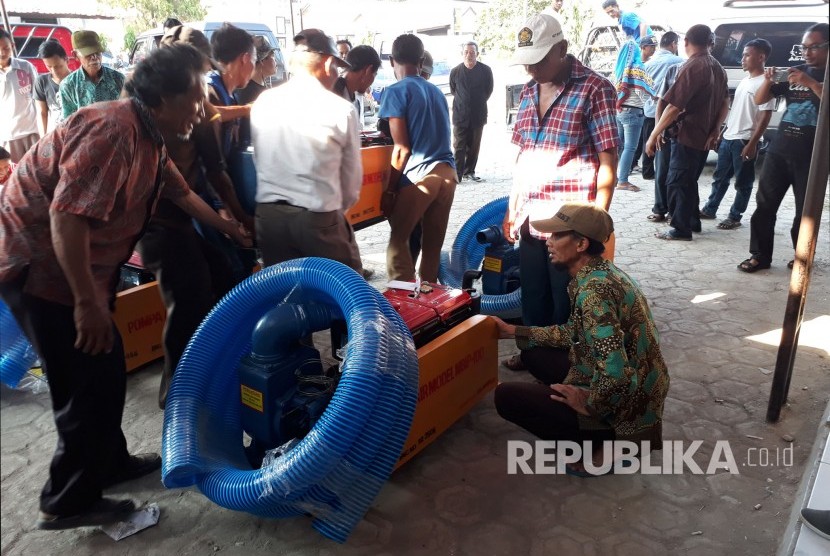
[[2, 86, 829, 555]]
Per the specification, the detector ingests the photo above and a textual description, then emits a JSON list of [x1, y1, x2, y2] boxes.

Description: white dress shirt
[[251, 73, 362, 212]]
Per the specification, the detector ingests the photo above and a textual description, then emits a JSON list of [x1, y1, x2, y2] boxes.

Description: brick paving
[[2, 93, 829, 555]]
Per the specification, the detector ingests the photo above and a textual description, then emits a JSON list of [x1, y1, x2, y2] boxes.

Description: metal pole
[[766, 60, 830, 423], [289, 0, 296, 39], [0, 0, 15, 57]]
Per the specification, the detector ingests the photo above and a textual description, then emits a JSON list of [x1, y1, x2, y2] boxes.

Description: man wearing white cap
[[501, 13, 619, 372]]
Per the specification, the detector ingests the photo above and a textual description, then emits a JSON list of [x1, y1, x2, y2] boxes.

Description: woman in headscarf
[[613, 32, 656, 192]]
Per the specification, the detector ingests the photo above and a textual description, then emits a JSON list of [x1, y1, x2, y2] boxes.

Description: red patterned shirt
[[0, 99, 190, 306], [511, 56, 619, 239]]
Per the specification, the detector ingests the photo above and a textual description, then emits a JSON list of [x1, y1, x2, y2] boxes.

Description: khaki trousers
[[386, 163, 457, 282], [256, 202, 363, 273]]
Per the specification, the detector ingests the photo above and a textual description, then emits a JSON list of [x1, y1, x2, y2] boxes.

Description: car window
[[713, 22, 809, 68], [432, 61, 451, 76], [14, 37, 45, 58], [131, 37, 156, 66]]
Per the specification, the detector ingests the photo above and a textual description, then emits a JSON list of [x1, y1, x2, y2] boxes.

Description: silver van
[[128, 21, 287, 86], [709, 0, 828, 143]]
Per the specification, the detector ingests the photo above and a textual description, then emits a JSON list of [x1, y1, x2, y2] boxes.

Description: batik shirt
[[514, 257, 670, 443], [0, 99, 190, 307], [59, 65, 125, 118]]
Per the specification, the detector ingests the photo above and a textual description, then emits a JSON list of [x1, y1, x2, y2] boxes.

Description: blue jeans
[[702, 139, 756, 222], [616, 107, 645, 184]]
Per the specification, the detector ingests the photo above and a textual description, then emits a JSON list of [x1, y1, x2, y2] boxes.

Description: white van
[[708, 0, 829, 142], [128, 21, 287, 86]]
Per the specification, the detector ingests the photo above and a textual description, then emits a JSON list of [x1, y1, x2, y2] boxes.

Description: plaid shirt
[[511, 56, 619, 239]]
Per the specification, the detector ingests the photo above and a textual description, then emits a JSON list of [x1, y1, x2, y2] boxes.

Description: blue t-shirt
[[620, 11, 650, 41], [379, 75, 455, 185]]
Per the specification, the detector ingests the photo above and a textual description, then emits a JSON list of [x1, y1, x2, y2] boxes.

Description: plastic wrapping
[[161, 258, 419, 542], [15, 367, 49, 394], [438, 197, 523, 317]]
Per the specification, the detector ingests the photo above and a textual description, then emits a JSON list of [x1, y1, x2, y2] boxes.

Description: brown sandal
[[501, 354, 527, 371]]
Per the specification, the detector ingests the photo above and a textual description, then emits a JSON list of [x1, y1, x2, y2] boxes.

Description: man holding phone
[[738, 22, 827, 272]]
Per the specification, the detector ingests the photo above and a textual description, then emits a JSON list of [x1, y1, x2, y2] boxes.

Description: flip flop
[[616, 183, 641, 192], [501, 354, 527, 371], [717, 219, 741, 230], [647, 213, 666, 222]]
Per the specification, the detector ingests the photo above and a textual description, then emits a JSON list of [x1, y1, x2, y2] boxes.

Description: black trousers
[[453, 123, 484, 179], [519, 219, 571, 326], [666, 140, 708, 237], [518, 347, 571, 384], [137, 222, 235, 409], [652, 139, 672, 216], [495, 348, 615, 443], [749, 151, 811, 266], [640, 117, 656, 177], [0, 273, 131, 515]]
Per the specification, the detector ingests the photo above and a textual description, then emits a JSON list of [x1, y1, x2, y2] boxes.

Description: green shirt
[[59, 66, 125, 118], [515, 257, 670, 444]]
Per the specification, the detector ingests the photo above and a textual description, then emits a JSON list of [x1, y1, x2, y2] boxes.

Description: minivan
[[128, 21, 287, 85], [709, 0, 829, 142]]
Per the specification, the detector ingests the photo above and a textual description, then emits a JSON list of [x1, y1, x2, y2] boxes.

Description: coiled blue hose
[[439, 197, 522, 317], [0, 301, 37, 389], [161, 258, 419, 542]]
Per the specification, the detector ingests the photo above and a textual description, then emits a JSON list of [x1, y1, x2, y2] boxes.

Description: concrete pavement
[[2, 113, 829, 555]]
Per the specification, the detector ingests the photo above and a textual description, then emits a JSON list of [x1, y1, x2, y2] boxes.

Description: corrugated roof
[[5, 0, 120, 19]]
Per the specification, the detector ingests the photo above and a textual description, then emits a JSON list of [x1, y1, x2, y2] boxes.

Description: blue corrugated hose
[[161, 258, 419, 542], [0, 301, 37, 389], [439, 197, 522, 317]]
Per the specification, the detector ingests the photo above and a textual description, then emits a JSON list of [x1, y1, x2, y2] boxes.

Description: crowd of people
[[0, 0, 826, 532]]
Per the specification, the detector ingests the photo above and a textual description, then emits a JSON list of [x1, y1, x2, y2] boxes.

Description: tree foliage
[[476, 0, 596, 59], [101, 0, 207, 32]]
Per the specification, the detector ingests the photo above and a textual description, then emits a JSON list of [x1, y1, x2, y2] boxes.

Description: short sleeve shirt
[[379, 76, 455, 185], [663, 52, 728, 150], [619, 11, 648, 41], [0, 99, 189, 307], [510, 56, 620, 239], [59, 66, 125, 118], [768, 64, 824, 157], [34, 74, 65, 132], [0, 58, 39, 141]]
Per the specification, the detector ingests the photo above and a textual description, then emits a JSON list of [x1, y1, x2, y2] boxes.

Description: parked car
[[9, 23, 80, 74], [708, 0, 829, 145], [577, 24, 670, 79], [370, 59, 452, 112], [431, 60, 452, 95], [128, 21, 287, 86]]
